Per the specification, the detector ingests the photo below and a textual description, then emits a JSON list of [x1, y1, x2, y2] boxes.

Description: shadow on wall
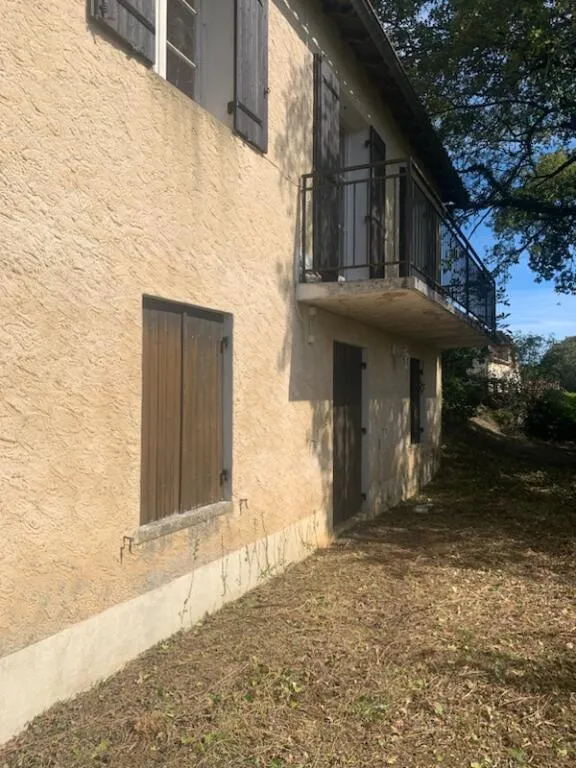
[[271, 14, 439, 536], [271, 52, 334, 530], [274, 56, 313, 219]]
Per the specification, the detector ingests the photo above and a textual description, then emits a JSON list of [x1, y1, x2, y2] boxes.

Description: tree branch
[[531, 154, 576, 189], [470, 196, 576, 217]]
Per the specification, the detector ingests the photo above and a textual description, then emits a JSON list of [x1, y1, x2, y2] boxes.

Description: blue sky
[[469, 224, 576, 339]]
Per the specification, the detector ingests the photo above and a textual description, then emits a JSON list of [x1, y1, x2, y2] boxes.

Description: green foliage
[[442, 348, 488, 423], [375, 0, 576, 291], [525, 389, 576, 442], [493, 153, 576, 292], [510, 331, 554, 369], [442, 339, 561, 430], [539, 336, 576, 391]]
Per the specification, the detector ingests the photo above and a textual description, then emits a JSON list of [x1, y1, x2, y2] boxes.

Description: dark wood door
[[333, 342, 363, 526]]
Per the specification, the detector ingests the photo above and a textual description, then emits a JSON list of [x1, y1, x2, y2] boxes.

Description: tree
[[539, 336, 576, 391], [511, 331, 554, 371], [441, 347, 489, 422], [375, 0, 576, 292]]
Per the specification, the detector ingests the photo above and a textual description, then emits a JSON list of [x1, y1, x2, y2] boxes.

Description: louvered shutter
[[233, 0, 269, 152], [313, 55, 341, 280], [89, 0, 155, 65], [368, 127, 387, 278]]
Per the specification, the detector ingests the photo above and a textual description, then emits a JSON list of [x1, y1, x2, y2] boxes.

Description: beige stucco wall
[[0, 0, 441, 678]]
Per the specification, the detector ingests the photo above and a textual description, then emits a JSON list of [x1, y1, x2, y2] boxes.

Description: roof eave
[[320, 0, 470, 209]]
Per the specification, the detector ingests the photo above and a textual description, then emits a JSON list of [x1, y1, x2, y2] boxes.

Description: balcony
[[297, 158, 496, 347]]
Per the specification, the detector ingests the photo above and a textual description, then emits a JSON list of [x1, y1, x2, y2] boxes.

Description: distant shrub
[[491, 407, 517, 432], [442, 348, 489, 424], [525, 390, 576, 443], [442, 374, 488, 424]]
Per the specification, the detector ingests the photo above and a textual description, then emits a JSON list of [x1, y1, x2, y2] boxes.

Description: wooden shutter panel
[[410, 358, 422, 444], [89, 0, 155, 64], [313, 56, 341, 175], [368, 127, 387, 278], [141, 303, 183, 524], [333, 342, 363, 525], [313, 55, 341, 280], [180, 313, 225, 511], [398, 166, 410, 278], [233, 0, 269, 152]]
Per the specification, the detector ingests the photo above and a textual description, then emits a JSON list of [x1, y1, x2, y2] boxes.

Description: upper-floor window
[[89, 0, 268, 152], [162, 0, 198, 102]]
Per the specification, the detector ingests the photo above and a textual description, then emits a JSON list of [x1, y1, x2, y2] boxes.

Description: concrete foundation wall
[[0, 0, 442, 741]]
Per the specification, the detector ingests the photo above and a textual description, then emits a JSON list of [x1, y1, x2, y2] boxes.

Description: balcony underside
[[297, 276, 494, 348]]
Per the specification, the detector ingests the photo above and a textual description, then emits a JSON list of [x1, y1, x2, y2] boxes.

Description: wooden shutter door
[[234, 0, 269, 152], [333, 342, 363, 525], [410, 358, 422, 444], [313, 55, 341, 281], [141, 303, 183, 524], [89, 0, 156, 63], [180, 313, 224, 511], [368, 127, 387, 278]]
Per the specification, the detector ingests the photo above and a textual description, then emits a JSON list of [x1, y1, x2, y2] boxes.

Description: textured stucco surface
[[0, 510, 329, 744], [0, 0, 442, 671]]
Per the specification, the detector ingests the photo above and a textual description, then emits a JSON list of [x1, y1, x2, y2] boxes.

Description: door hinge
[[220, 469, 229, 485], [220, 336, 229, 353], [361, 361, 367, 370], [361, 427, 367, 435], [361, 492, 367, 501]]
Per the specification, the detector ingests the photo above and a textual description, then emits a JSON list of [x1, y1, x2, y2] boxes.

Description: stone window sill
[[135, 501, 233, 544]]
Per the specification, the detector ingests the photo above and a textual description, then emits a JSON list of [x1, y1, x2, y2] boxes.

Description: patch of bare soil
[[2, 424, 576, 767]]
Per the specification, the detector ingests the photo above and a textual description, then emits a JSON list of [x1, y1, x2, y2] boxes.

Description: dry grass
[[3, 423, 576, 768]]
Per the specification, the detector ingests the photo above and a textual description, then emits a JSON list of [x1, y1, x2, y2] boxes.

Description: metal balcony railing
[[300, 157, 497, 333]]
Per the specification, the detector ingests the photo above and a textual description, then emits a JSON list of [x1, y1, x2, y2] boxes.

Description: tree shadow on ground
[[423, 644, 576, 696], [343, 421, 576, 581]]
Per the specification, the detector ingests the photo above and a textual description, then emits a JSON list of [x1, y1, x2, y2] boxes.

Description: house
[[0, 0, 496, 743], [485, 334, 519, 381], [470, 333, 519, 383]]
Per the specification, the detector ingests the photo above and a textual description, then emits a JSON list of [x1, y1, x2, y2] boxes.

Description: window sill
[[135, 501, 233, 544]]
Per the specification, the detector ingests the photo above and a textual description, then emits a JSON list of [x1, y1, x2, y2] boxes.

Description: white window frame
[[155, 0, 199, 86]]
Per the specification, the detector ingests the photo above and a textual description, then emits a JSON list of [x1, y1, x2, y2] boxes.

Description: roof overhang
[[320, 0, 469, 209]]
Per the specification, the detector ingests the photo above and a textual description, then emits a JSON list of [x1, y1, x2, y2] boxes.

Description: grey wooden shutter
[[89, 0, 155, 64], [233, 0, 269, 152], [410, 358, 422, 444], [313, 55, 341, 280], [368, 127, 387, 278], [313, 56, 341, 176]]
